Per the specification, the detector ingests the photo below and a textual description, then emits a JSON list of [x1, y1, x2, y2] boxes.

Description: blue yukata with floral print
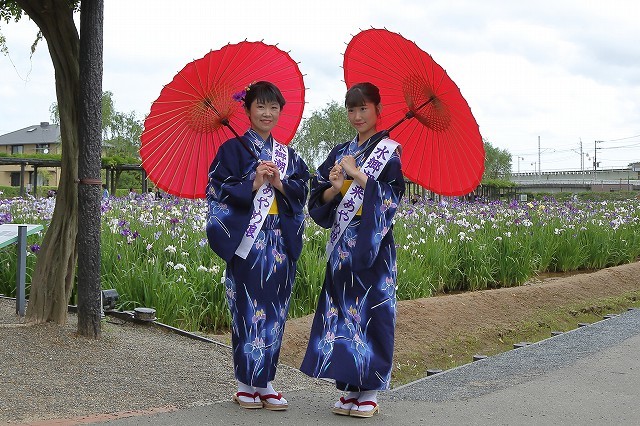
[[206, 130, 309, 388], [300, 132, 405, 391]]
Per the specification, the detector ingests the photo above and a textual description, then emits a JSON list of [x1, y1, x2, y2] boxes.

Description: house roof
[[0, 122, 61, 146]]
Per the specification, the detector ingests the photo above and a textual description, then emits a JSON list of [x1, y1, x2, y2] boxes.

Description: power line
[[604, 134, 640, 142], [599, 141, 640, 150], [511, 134, 640, 155]]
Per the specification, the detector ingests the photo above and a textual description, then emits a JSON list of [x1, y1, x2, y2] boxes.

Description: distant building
[[0, 122, 61, 187]]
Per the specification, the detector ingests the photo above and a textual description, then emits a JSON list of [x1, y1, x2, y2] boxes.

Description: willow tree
[[0, 0, 102, 335], [290, 101, 353, 170]]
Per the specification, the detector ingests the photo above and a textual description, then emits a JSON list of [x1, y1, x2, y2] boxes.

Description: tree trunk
[[20, 0, 80, 324], [76, 0, 104, 338]]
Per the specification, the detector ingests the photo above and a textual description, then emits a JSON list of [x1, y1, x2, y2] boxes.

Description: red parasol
[[343, 28, 484, 196], [140, 41, 305, 198]]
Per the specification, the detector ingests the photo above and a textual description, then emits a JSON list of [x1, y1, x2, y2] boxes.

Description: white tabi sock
[[236, 381, 258, 403], [256, 381, 287, 405], [334, 391, 360, 410], [355, 390, 378, 412]]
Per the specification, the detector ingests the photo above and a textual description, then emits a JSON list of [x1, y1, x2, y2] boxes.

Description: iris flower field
[[1, 192, 639, 333]]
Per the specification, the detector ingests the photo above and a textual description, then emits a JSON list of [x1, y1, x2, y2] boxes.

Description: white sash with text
[[235, 141, 289, 259], [325, 138, 400, 259]]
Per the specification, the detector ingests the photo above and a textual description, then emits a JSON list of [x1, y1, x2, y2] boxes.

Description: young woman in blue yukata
[[205, 81, 309, 411], [300, 82, 405, 418]]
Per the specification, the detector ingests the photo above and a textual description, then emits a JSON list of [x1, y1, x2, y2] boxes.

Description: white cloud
[[1, 0, 638, 171]]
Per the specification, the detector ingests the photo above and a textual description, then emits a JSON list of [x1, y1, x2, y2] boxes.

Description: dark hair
[[345, 82, 381, 108], [243, 81, 286, 110]]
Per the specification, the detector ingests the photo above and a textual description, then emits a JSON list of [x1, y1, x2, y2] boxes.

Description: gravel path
[[0, 298, 332, 424], [390, 307, 640, 402]]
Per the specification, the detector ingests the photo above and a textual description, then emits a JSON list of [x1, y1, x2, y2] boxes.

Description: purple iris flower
[[0, 213, 12, 225], [232, 90, 246, 102]]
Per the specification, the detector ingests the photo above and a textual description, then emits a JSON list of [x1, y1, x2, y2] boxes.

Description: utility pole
[[594, 140, 603, 171], [538, 136, 541, 175], [579, 138, 583, 171]]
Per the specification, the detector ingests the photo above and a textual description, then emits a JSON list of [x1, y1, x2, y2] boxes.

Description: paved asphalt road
[[95, 308, 640, 425]]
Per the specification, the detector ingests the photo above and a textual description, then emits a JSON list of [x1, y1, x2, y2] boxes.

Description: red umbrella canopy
[[343, 28, 484, 196], [140, 41, 305, 198]]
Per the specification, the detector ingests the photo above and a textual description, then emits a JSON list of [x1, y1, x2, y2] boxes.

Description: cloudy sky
[[1, 0, 639, 172]]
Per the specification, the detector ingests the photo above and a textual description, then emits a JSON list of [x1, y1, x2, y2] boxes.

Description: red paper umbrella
[[343, 28, 484, 196], [140, 41, 305, 198]]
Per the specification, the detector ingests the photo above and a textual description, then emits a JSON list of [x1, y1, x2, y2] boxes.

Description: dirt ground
[[279, 261, 640, 383]]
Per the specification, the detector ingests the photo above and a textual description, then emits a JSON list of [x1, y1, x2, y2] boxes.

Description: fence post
[[16, 225, 27, 316]]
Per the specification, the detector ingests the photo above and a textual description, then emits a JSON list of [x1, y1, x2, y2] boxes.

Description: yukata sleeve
[[352, 152, 405, 272], [308, 145, 343, 229], [209, 141, 255, 209], [205, 140, 255, 262], [275, 149, 310, 261]]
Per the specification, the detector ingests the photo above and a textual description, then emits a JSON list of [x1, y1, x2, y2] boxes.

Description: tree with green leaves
[[51, 90, 143, 159], [1, 0, 104, 337], [104, 109, 142, 158], [51, 90, 114, 136], [53, 90, 144, 191], [483, 138, 512, 180], [290, 101, 354, 170]]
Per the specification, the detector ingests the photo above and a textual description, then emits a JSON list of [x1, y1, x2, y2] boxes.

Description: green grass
[[2, 196, 640, 334]]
